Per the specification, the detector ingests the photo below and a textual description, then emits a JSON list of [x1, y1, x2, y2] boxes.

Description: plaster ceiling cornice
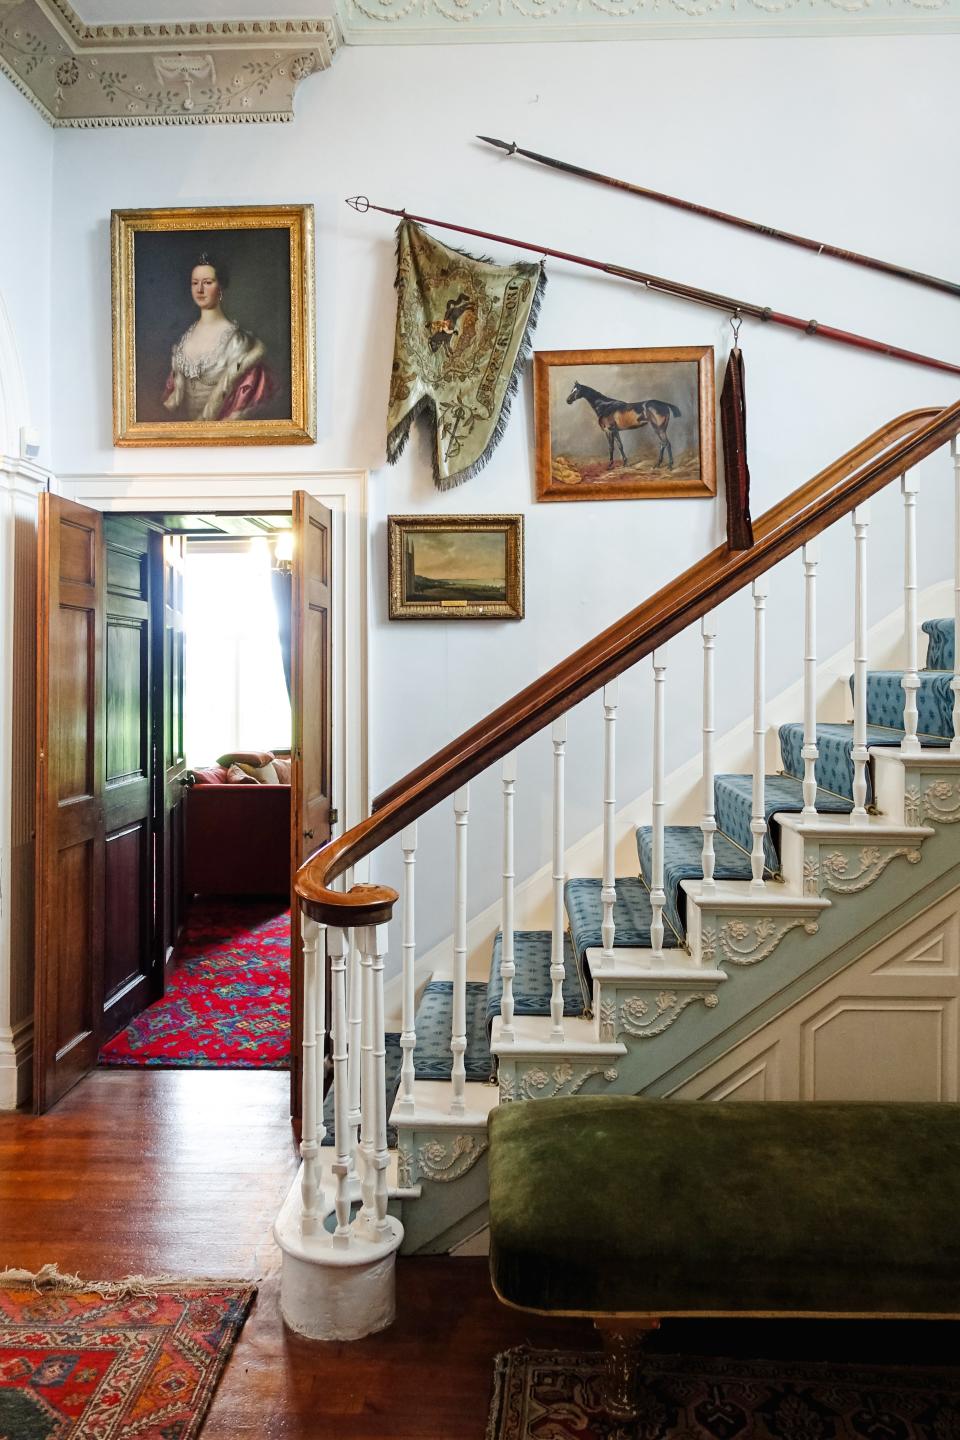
[[0, 0, 338, 125]]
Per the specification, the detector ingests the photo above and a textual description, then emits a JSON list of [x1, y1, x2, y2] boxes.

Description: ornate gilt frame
[[534, 345, 716, 502], [388, 514, 524, 621], [111, 204, 315, 447]]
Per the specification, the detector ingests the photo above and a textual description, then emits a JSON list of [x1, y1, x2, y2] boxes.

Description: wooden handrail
[[297, 400, 960, 925]]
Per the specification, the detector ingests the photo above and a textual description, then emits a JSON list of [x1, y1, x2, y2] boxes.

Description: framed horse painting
[[533, 346, 716, 501]]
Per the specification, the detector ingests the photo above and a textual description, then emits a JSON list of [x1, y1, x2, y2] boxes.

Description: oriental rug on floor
[[486, 1346, 960, 1440], [99, 900, 290, 1069], [0, 1270, 255, 1440]]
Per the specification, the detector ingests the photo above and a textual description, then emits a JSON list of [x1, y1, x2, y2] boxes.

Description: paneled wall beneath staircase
[[670, 887, 960, 1102]]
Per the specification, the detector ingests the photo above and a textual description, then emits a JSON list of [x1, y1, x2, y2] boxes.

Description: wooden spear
[[477, 136, 960, 301], [346, 197, 960, 378]]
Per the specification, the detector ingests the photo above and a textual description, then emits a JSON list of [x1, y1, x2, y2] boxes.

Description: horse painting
[[566, 381, 681, 470]]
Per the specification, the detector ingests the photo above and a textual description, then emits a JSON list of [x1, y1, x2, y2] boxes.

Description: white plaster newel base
[[274, 1167, 404, 1341]]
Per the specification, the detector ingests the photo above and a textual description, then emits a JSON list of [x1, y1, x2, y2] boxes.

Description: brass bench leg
[[594, 1317, 661, 1427]]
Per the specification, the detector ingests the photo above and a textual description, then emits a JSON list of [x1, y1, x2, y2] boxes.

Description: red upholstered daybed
[[184, 755, 291, 899]]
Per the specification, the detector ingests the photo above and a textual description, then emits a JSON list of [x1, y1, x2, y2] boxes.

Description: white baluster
[[299, 915, 324, 1234], [500, 755, 517, 1043], [358, 930, 376, 1221], [952, 439, 960, 754], [368, 922, 391, 1235], [650, 649, 667, 956], [451, 784, 470, 1115], [346, 931, 362, 1184], [328, 925, 352, 1244], [750, 579, 769, 892], [901, 474, 920, 754], [851, 504, 871, 819], [801, 542, 820, 818], [700, 617, 717, 891], [550, 717, 567, 1038], [398, 823, 417, 1114], [600, 682, 619, 966]]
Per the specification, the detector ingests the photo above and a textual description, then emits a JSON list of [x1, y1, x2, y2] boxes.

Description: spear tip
[[477, 135, 517, 154]]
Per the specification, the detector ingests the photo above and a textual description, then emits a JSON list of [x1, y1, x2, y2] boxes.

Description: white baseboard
[[0, 1017, 33, 1110]]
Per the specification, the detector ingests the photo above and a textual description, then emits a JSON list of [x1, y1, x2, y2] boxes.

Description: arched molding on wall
[[0, 284, 29, 458]]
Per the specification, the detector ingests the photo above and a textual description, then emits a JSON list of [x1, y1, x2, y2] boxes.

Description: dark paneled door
[[34, 496, 106, 1112], [35, 501, 161, 1112], [153, 531, 188, 969], [290, 491, 333, 1113], [102, 516, 159, 1038]]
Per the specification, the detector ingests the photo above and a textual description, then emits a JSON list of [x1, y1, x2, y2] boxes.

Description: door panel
[[35, 495, 105, 1112], [290, 491, 333, 1112], [102, 517, 157, 1035]]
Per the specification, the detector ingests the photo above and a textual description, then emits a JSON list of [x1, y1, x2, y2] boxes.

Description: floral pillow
[[225, 763, 259, 785]]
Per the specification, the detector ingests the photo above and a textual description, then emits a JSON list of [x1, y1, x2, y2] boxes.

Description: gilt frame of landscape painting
[[388, 515, 524, 621], [534, 345, 716, 502]]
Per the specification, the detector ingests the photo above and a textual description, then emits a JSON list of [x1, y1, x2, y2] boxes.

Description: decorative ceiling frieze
[[0, 0, 338, 126], [337, 0, 960, 43]]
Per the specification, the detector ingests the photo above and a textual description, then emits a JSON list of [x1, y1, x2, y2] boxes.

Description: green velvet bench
[[488, 1097, 960, 1420]]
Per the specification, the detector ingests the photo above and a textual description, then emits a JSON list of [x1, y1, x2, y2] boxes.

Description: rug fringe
[[0, 1264, 257, 1299]]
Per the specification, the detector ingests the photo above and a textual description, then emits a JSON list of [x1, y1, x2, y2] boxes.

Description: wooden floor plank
[[2, 1069, 958, 1439]]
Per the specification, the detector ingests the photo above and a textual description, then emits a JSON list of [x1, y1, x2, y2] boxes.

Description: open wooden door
[[153, 531, 188, 969], [34, 495, 105, 1111], [290, 491, 333, 1111], [35, 499, 162, 1112]]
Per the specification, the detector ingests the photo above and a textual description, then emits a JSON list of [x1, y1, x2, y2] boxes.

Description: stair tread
[[854, 670, 954, 738], [413, 980, 492, 1082], [922, 618, 953, 671], [323, 1032, 402, 1149], [780, 720, 949, 804], [716, 772, 851, 873], [487, 930, 587, 1034], [565, 876, 680, 969], [637, 825, 753, 938]]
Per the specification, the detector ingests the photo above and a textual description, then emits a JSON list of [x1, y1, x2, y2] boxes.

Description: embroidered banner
[[387, 221, 546, 489]]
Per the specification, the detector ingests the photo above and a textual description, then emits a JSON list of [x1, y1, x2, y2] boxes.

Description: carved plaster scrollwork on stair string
[[416, 1135, 488, 1183], [396, 1143, 414, 1190], [814, 845, 922, 894], [910, 778, 960, 826], [598, 999, 617, 1042], [618, 990, 718, 1039], [709, 915, 818, 966], [518, 1062, 619, 1100]]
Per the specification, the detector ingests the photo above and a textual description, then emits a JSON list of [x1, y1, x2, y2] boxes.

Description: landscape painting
[[388, 515, 524, 620], [534, 346, 716, 502]]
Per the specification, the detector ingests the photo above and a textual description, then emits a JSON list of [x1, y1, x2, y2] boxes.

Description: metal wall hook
[[730, 310, 743, 346]]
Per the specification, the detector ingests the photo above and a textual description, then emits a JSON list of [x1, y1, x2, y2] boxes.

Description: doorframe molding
[[54, 468, 369, 854], [0, 455, 50, 1110]]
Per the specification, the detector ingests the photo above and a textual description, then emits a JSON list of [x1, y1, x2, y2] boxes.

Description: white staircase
[[275, 405, 960, 1338]]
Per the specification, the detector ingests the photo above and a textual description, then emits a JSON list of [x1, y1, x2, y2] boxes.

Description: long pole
[[346, 197, 960, 378], [477, 136, 960, 301]]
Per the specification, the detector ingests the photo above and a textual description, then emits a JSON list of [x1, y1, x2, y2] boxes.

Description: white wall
[[37, 35, 960, 965], [0, 80, 53, 458]]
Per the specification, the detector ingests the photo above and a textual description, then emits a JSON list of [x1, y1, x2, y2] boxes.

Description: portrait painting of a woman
[[112, 205, 315, 446], [163, 252, 273, 423]]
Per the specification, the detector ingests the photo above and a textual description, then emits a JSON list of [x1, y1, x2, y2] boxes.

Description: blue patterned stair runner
[[564, 877, 679, 975], [714, 773, 852, 873], [780, 721, 949, 803], [323, 1032, 403, 1149], [923, 618, 953, 671], [486, 931, 587, 1035], [412, 979, 492, 1082], [637, 824, 753, 940], [854, 670, 954, 737]]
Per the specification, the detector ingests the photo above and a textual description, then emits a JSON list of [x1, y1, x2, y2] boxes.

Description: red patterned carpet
[[100, 901, 290, 1070], [0, 1271, 255, 1440]]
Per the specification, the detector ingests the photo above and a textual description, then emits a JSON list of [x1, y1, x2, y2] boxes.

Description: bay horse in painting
[[566, 381, 681, 470]]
